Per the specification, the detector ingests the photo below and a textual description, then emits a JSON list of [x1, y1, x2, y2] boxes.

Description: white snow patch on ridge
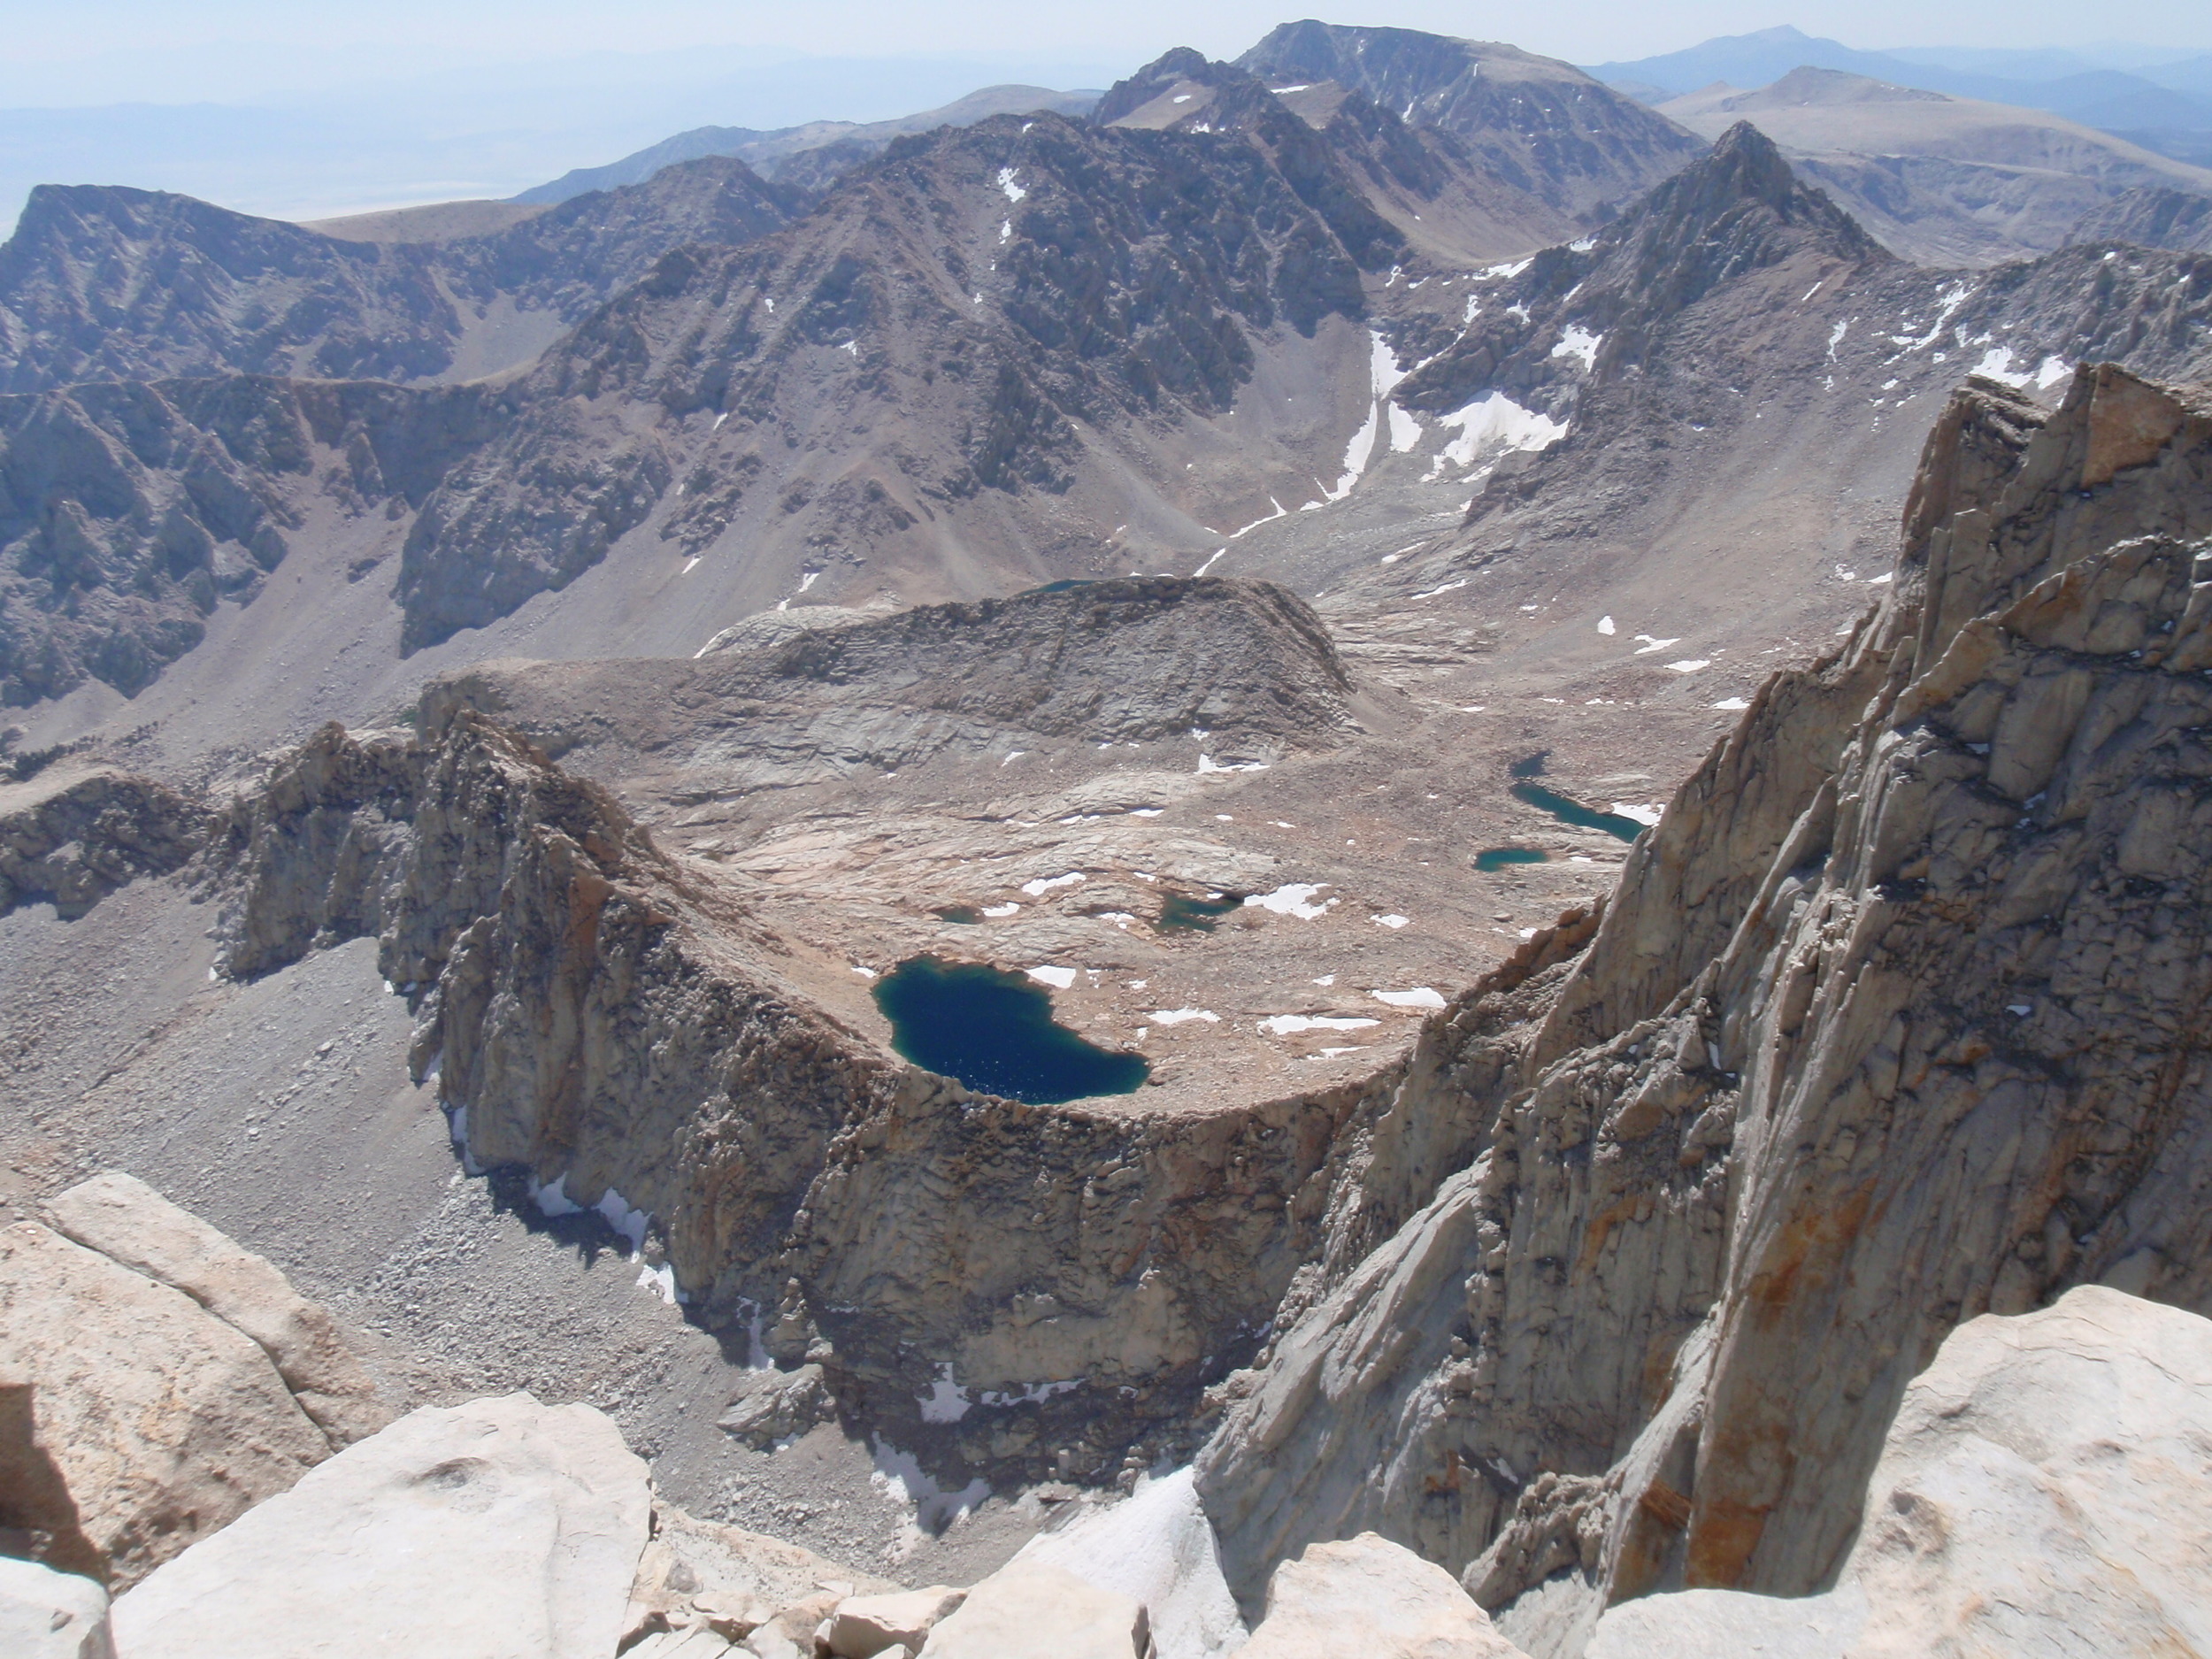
[[1021, 872, 1085, 895], [997, 167, 1027, 202], [1433, 393, 1567, 472], [1551, 325, 1602, 372]]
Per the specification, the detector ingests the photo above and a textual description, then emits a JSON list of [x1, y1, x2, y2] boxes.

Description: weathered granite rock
[[1197, 365, 2212, 1625], [826, 1586, 966, 1658], [915, 1563, 1148, 1659], [1242, 1532, 1526, 1659], [48, 1171, 389, 1448], [0, 1221, 327, 1588], [1586, 1286, 2212, 1657], [111, 1393, 650, 1659], [622, 1499, 896, 1649], [0, 1556, 114, 1659]]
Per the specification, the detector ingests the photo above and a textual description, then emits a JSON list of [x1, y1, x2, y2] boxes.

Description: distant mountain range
[[1587, 25, 2212, 165], [513, 84, 1106, 205]]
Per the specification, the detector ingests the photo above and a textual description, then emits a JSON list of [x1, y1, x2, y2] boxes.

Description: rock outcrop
[[1584, 1286, 2212, 1657], [48, 1172, 390, 1448], [422, 575, 1354, 792], [1241, 1533, 1527, 1658], [0, 1556, 113, 1659], [915, 1563, 1148, 1659], [111, 1393, 650, 1659], [0, 770, 201, 917], [0, 1221, 329, 1588], [1194, 363, 2212, 1630], [201, 690, 1377, 1482]]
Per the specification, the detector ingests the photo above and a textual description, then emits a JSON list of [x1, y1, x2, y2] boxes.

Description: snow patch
[[1665, 659, 1710, 673], [1712, 696, 1751, 710], [982, 902, 1020, 918], [997, 166, 1027, 202], [1550, 325, 1602, 372], [1596, 615, 1616, 635], [1371, 913, 1410, 929], [1148, 1009, 1219, 1025], [1026, 965, 1079, 989], [1197, 755, 1268, 773], [1021, 872, 1085, 895], [1371, 987, 1446, 1010], [1433, 393, 1567, 471], [1015, 1469, 1248, 1659], [1244, 883, 1336, 919], [1259, 1014, 1379, 1035], [1609, 803, 1663, 826]]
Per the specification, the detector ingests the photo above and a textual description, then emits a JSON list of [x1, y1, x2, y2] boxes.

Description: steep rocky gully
[[14, 363, 2208, 1642]]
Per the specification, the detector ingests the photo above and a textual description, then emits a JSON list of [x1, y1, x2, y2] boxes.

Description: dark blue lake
[[872, 956, 1148, 1104]]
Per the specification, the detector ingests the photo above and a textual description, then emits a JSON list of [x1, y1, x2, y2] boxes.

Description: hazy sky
[[7, 0, 2208, 104]]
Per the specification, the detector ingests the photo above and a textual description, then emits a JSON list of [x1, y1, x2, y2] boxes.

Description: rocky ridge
[[1192, 364, 2212, 1642], [0, 159, 799, 396]]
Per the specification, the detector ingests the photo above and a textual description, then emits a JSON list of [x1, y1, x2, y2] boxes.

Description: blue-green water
[[1510, 782, 1647, 844], [1157, 893, 1240, 933], [1508, 751, 1645, 844], [872, 956, 1148, 1104], [1476, 846, 1549, 872], [933, 905, 982, 925]]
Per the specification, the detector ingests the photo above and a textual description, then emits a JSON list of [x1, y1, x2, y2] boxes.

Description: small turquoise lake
[[1509, 752, 1646, 844], [872, 956, 1148, 1104]]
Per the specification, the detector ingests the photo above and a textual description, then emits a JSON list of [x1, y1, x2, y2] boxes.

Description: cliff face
[[1194, 363, 2212, 1632], [188, 581, 1382, 1485]]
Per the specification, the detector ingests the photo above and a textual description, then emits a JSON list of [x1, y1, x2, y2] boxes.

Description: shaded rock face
[[0, 770, 201, 915], [392, 111, 1380, 649], [425, 576, 1354, 791], [1194, 365, 2212, 1621], [1235, 24, 1703, 224], [0, 162, 799, 396], [0, 374, 504, 704], [2069, 183, 2212, 256], [1585, 1286, 2212, 1658]]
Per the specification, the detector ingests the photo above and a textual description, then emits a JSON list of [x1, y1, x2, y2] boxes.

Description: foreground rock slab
[[0, 1221, 327, 1588], [111, 1393, 650, 1659], [916, 1563, 1148, 1659], [48, 1171, 389, 1448], [0, 1556, 114, 1659], [1586, 1286, 2212, 1657], [1242, 1532, 1527, 1659]]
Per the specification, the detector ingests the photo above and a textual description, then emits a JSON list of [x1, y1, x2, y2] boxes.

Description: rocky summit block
[[111, 1393, 651, 1659], [915, 1563, 1149, 1659], [826, 1586, 968, 1657], [48, 1171, 390, 1449], [0, 1556, 113, 1659], [0, 1221, 329, 1589], [1242, 1533, 1528, 1659], [1586, 1286, 2212, 1658]]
